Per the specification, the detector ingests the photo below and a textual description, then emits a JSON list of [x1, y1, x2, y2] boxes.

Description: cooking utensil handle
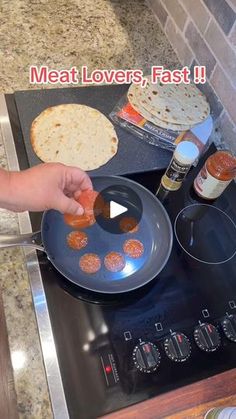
[[0, 231, 44, 251]]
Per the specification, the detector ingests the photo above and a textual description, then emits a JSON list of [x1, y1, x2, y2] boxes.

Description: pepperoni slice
[[64, 213, 94, 228], [102, 202, 110, 219], [93, 195, 106, 217], [119, 217, 139, 233], [66, 231, 88, 250], [64, 190, 100, 228], [123, 239, 144, 259], [104, 252, 126, 272], [79, 253, 101, 274], [77, 190, 99, 217]]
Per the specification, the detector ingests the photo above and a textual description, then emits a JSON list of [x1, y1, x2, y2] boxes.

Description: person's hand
[[6, 163, 93, 214]]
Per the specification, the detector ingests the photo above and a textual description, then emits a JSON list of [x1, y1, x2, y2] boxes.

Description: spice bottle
[[156, 141, 199, 196], [194, 150, 236, 200], [204, 406, 236, 419]]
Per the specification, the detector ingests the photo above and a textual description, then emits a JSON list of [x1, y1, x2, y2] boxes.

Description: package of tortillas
[[110, 83, 213, 156]]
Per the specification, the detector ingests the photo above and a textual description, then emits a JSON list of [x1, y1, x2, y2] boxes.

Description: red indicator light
[[207, 325, 212, 333], [144, 344, 151, 353], [105, 365, 112, 373], [177, 334, 182, 343]]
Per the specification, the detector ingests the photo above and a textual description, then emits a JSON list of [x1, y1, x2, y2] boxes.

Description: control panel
[[194, 323, 220, 352], [221, 314, 236, 343], [128, 314, 236, 373], [132, 342, 161, 373], [164, 332, 191, 362]]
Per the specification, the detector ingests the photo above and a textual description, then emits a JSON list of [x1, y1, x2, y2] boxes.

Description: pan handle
[[0, 231, 44, 252]]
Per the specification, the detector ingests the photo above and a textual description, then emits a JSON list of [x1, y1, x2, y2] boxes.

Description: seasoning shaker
[[156, 141, 199, 197], [204, 406, 236, 419]]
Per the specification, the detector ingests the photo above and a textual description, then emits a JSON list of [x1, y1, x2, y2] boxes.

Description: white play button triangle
[[93, 185, 143, 234], [110, 200, 128, 219]]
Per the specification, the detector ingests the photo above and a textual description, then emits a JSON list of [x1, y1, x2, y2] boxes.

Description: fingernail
[[75, 206, 84, 216]]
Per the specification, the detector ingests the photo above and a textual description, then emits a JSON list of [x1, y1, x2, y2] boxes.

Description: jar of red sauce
[[194, 150, 236, 200]]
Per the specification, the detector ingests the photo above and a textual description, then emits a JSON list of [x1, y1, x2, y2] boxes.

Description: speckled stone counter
[[0, 0, 178, 417], [0, 127, 52, 418], [0, 0, 178, 93]]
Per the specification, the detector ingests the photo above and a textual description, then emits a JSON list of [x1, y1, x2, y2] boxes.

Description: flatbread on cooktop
[[30, 104, 119, 171]]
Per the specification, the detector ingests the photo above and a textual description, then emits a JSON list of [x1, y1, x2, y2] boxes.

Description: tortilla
[[30, 104, 119, 171], [128, 84, 193, 131], [128, 77, 210, 126]]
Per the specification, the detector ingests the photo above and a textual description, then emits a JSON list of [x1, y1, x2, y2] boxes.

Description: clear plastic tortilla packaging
[[109, 94, 213, 157]]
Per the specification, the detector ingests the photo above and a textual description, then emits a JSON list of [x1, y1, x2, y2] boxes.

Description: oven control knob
[[221, 314, 236, 343], [133, 342, 161, 373], [164, 332, 191, 362], [194, 323, 220, 352]]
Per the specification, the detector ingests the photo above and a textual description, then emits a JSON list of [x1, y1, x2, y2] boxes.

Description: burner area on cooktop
[[33, 172, 236, 419], [174, 204, 236, 265], [6, 92, 236, 419]]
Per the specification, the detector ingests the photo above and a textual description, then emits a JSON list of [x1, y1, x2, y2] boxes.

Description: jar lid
[[174, 141, 199, 165]]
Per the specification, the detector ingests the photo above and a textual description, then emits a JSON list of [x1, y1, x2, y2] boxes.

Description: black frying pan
[[0, 176, 173, 294]]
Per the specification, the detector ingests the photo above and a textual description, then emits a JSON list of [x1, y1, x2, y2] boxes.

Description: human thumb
[[56, 195, 84, 215]]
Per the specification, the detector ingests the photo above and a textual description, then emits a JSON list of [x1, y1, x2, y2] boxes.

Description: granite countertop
[[0, 128, 52, 418], [0, 0, 178, 93], [0, 0, 179, 417]]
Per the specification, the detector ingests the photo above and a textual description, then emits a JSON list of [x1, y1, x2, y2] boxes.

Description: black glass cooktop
[[6, 92, 236, 419]]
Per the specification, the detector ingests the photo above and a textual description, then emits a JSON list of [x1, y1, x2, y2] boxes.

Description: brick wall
[[146, 0, 236, 153]]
